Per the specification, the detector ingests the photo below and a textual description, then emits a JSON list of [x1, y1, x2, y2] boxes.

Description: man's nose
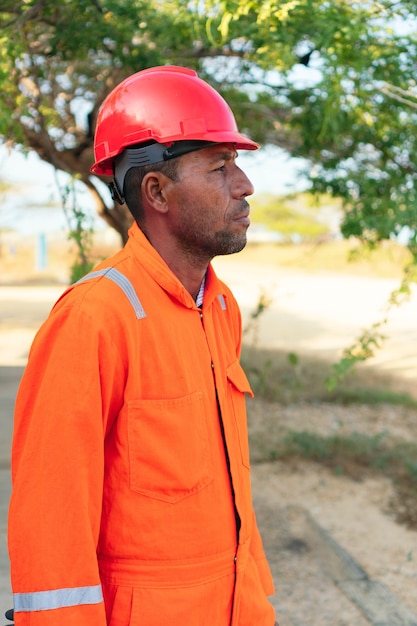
[[233, 166, 255, 198]]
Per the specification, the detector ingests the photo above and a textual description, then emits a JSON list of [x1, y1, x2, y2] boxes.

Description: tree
[[1, 0, 417, 252], [209, 0, 417, 258], [0, 0, 210, 240]]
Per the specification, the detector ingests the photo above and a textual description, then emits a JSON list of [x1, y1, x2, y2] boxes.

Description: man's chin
[[216, 233, 247, 257]]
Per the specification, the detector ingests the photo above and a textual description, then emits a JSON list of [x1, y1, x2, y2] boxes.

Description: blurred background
[[1, 1, 417, 622]]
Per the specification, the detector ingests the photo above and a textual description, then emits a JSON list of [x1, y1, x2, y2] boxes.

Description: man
[[8, 65, 277, 626]]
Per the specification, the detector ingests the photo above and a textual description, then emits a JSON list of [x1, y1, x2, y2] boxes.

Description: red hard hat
[[90, 65, 259, 177]]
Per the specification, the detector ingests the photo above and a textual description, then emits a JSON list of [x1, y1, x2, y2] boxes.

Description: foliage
[[202, 0, 417, 261], [242, 342, 417, 408], [326, 261, 417, 388], [242, 288, 273, 344], [1, 0, 417, 253], [0, 0, 206, 241], [55, 174, 95, 283], [256, 429, 417, 528], [250, 192, 331, 240], [239, 237, 412, 277], [278, 429, 391, 465]]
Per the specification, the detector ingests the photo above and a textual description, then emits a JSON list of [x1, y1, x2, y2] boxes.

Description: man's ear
[[141, 171, 170, 214]]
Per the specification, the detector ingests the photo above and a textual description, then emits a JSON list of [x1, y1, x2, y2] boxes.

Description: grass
[[239, 238, 412, 279], [326, 386, 417, 409], [1, 229, 412, 283], [241, 345, 417, 407], [242, 344, 417, 530], [250, 192, 330, 240], [252, 429, 417, 529]]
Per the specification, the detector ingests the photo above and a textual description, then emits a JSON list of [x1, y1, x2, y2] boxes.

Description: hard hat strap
[[113, 140, 216, 202]]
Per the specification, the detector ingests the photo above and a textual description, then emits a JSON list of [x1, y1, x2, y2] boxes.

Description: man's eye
[[214, 164, 226, 172]]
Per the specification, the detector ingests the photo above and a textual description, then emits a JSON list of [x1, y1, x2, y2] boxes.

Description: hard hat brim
[[90, 133, 259, 178]]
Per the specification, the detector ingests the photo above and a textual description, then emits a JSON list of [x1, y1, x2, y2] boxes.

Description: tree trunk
[[23, 128, 134, 245]]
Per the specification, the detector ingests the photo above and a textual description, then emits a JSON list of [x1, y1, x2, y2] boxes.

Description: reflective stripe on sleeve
[[75, 267, 146, 319], [14, 584, 103, 612]]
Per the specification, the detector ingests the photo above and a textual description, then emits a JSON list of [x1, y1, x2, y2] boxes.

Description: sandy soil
[[1, 232, 417, 624]]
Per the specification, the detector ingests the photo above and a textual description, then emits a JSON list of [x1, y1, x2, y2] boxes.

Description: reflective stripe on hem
[[14, 584, 103, 612], [76, 267, 146, 319]]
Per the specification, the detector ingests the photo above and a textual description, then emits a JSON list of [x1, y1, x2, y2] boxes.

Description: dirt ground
[[247, 398, 417, 621], [1, 231, 417, 624]]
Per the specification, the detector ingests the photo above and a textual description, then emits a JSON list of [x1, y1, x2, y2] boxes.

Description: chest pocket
[[127, 391, 214, 503], [226, 360, 253, 469]]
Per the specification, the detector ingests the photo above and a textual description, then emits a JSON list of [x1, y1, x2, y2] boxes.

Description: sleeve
[[8, 303, 126, 626]]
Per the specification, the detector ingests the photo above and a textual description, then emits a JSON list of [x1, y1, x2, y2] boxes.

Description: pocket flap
[[226, 361, 254, 397]]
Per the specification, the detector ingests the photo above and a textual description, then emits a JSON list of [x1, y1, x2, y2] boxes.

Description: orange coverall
[[8, 222, 276, 626]]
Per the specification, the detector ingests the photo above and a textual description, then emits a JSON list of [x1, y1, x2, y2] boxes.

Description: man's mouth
[[233, 214, 250, 225], [233, 202, 250, 225]]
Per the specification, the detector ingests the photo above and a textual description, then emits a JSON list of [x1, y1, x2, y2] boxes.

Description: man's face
[[164, 143, 255, 260]]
